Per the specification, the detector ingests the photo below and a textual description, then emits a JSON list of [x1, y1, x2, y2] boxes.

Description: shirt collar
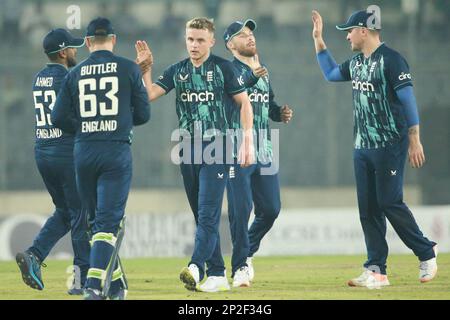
[[46, 63, 68, 71]]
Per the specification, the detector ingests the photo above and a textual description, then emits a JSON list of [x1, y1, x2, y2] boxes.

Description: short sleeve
[[241, 68, 259, 88], [155, 64, 176, 93], [219, 61, 246, 96], [386, 52, 413, 90], [339, 59, 351, 81]]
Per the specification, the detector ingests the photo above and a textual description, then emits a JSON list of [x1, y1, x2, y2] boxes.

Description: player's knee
[[267, 200, 281, 220], [197, 215, 220, 233], [94, 211, 124, 231], [377, 197, 403, 213], [358, 208, 371, 220]]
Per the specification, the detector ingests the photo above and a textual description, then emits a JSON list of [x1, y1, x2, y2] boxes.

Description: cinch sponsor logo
[[352, 80, 375, 92], [180, 90, 215, 102], [249, 90, 269, 103], [398, 72, 411, 81]]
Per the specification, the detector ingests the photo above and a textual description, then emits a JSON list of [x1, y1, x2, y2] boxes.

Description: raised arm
[[312, 10, 346, 82], [312, 10, 327, 53], [135, 40, 166, 102], [130, 63, 151, 126]]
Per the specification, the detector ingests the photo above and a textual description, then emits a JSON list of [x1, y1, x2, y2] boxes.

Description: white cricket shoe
[[348, 269, 390, 288], [246, 257, 254, 282], [180, 264, 200, 291], [419, 245, 438, 283], [232, 266, 251, 288], [199, 275, 230, 293]]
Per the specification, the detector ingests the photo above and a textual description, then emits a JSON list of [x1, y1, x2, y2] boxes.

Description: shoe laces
[[235, 270, 249, 281], [237, 266, 249, 275], [188, 264, 199, 273], [29, 252, 47, 268], [357, 269, 373, 280], [35, 258, 47, 268], [419, 261, 429, 271]]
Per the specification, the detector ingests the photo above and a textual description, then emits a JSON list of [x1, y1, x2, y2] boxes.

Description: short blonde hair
[[186, 17, 215, 33], [87, 34, 114, 45]]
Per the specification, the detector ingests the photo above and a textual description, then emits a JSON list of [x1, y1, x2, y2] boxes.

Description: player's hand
[[238, 132, 256, 167], [312, 10, 324, 39], [135, 40, 153, 64], [252, 54, 268, 78], [252, 66, 268, 78], [135, 40, 153, 74], [280, 105, 293, 123], [408, 141, 426, 168]]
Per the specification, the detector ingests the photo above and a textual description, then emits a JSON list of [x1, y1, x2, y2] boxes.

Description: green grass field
[[1, 254, 449, 300]]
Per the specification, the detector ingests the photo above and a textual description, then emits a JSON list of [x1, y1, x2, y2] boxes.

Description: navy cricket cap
[[43, 28, 85, 54], [86, 17, 115, 37], [336, 10, 381, 31], [223, 19, 257, 49]]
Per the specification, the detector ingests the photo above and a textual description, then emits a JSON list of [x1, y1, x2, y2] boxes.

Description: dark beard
[[239, 47, 256, 57], [67, 56, 77, 68]]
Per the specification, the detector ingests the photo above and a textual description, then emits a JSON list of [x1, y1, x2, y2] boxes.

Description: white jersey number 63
[[79, 76, 119, 118]]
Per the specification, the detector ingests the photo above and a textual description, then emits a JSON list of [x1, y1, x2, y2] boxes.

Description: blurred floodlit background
[[0, 0, 448, 259]]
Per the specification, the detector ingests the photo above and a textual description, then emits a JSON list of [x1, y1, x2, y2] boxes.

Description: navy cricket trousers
[[74, 141, 132, 291], [31, 145, 90, 283], [353, 136, 436, 274], [179, 141, 229, 280], [227, 162, 281, 275], [74, 141, 132, 236]]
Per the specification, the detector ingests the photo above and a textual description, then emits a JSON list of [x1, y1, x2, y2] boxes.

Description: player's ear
[[112, 35, 117, 46], [58, 49, 67, 60], [227, 41, 234, 51], [361, 28, 369, 37]]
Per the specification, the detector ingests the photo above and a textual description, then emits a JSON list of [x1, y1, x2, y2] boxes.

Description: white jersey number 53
[[33, 90, 56, 127]]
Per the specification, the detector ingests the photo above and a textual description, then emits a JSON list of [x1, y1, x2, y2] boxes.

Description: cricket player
[[312, 9, 437, 287], [134, 17, 254, 292], [223, 19, 293, 287], [51, 17, 150, 300], [16, 28, 90, 295]]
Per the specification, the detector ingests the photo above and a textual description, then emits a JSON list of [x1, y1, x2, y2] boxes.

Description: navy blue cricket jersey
[[52, 50, 150, 143], [32, 63, 74, 147], [339, 43, 413, 149]]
